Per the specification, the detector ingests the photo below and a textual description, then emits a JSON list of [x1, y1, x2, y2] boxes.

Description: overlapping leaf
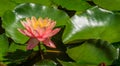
[[0, 34, 9, 60], [11, 0, 52, 6], [63, 6, 120, 43], [34, 59, 57, 66], [52, 0, 91, 11], [59, 60, 96, 66], [0, 0, 53, 16], [93, 0, 120, 11], [8, 42, 26, 52], [67, 39, 117, 65], [0, 0, 16, 16], [3, 42, 32, 65]]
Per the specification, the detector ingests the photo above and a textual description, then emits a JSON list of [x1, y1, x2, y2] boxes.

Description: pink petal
[[31, 16, 37, 24], [47, 21, 56, 30], [23, 30, 33, 37], [33, 30, 40, 37], [36, 27, 45, 36], [49, 28, 61, 37], [18, 28, 34, 37], [21, 21, 30, 31], [27, 38, 39, 50], [26, 17, 32, 26], [21, 21, 27, 27], [35, 28, 46, 41], [37, 37, 45, 41], [43, 38, 56, 48], [26, 25, 36, 37], [42, 29, 52, 38], [18, 29, 27, 35]]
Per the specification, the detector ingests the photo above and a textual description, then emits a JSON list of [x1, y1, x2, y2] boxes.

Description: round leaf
[[93, 0, 120, 11], [59, 60, 96, 66], [8, 42, 26, 52], [0, 0, 16, 16], [67, 39, 117, 65], [63, 6, 120, 43], [34, 59, 57, 66], [52, 0, 91, 11], [11, 0, 52, 6], [0, 34, 9, 60], [2, 3, 70, 44]]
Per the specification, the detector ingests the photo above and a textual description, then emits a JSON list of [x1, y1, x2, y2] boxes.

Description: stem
[[38, 43, 44, 60], [46, 50, 61, 53]]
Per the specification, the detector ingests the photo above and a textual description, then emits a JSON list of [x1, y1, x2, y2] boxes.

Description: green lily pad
[[63, 6, 120, 43], [59, 60, 96, 66], [34, 59, 57, 66], [67, 39, 117, 65], [8, 42, 26, 52], [0, 0, 16, 16], [0, 34, 9, 60], [2, 3, 70, 44], [0, 0, 53, 16], [52, 0, 91, 11], [93, 0, 120, 11], [4, 49, 32, 64], [11, 0, 52, 6]]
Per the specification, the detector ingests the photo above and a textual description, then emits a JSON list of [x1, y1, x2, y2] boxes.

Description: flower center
[[32, 17, 50, 30]]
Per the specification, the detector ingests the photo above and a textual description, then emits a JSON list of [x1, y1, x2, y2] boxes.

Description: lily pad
[[11, 0, 52, 6], [0, 34, 9, 60], [93, 0, 120, 11], [59, 60, 96, 66], [52, 0, 91, 11], [34, 59, 57, 66], [63, 6, 120, 43], [67, 39, 117, 65], [8, 42, 26, 52], [0, 0, 16, 16]]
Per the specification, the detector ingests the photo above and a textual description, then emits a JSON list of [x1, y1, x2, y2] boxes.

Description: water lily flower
[[18, 16, 61, 50]]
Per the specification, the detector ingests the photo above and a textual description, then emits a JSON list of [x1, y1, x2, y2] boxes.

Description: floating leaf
[[34, 59, 57, 66], [0, 0, 16, 16], [0, 0, 54, 16], [67, 39, 117, 65], [8, 42, 26, 52], [4, 49, 32, 64], [11, 0, 52, 6], [59, 60, 96, 66], [63, 6, 120, 43], [93, 0, 120, 11], [52, 0, 91, 11], [0, 34, 9, 60]]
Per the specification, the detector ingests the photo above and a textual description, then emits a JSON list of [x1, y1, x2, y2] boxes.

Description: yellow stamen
[[31, 17, 50, 29], [32, 21, 40, 29]]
